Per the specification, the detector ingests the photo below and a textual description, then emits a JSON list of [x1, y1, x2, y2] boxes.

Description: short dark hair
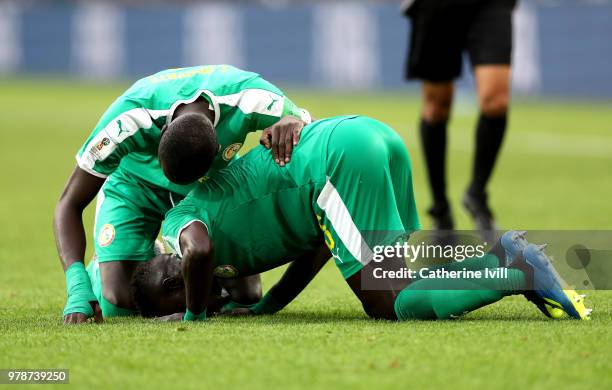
[[130, 255, 185, 317], [131, 260, 158, 317], [158, 112, 218, 184]]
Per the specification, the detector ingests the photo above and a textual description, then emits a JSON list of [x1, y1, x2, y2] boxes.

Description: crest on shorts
[[222, 143, 242, 161], [213, 265, 238, 278], [98, 224, 115, 247]]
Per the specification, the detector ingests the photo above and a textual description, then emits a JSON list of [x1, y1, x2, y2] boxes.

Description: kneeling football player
[[54, 65, 313, 323], [84, 252, 261, 317], [133, 115, 591, 321]]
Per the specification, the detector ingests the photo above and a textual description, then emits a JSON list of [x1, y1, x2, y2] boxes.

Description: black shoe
[[428, 204, 454, 230], [462, 190, 499, 244], [427, 204, 456, 246]]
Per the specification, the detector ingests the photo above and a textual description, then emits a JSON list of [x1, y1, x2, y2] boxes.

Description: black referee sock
[[468, 113, 507, 196], [420, 118, 449, 211]]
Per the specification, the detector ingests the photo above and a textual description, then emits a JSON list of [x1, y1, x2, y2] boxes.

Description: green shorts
[[314, 116, 421, 279], [94, 167, 182, 262]]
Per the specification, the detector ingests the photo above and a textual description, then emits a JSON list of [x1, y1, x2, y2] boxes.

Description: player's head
[[131, 254, 186, 317], [158, 112, 219, 185]]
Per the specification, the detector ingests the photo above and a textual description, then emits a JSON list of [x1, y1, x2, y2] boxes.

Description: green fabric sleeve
[[99, 295, 137, 317], [162, 188, 210, 258], [251, 292, 285, 315], [220, 300, 258, 313], [63, 262, 98, 317], [76, 98, 161, 177]]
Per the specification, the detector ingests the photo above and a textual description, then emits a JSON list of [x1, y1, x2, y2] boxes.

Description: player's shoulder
[[131, 65, 264, 98]]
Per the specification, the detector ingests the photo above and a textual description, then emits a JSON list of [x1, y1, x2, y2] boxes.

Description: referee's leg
[[463, 0, 516, 240], [469, 65, 511, 196], [405, 0, 464, 230], [420, 81, 454, 229]]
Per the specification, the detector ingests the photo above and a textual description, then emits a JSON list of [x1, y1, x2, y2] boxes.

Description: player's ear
[[161, 277, 183, 291]]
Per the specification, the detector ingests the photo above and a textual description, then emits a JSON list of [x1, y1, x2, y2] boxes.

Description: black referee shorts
[[404, 0, 517, 82]]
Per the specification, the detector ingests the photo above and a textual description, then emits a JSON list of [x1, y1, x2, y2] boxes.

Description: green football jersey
[[162, 117, 346, 277], [76, 65, 310, 196], [163, 115, 420, 280]]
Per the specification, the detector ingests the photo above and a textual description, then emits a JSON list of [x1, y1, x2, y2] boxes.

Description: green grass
[[0, 78, 611, 389]]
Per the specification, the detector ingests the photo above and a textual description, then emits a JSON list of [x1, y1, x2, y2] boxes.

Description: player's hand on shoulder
[[63, 301, 103, 324], [155, 312, 185, 322], [260, 116, 305, 167]]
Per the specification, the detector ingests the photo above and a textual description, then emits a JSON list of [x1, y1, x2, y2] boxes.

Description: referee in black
[[403, 0, 516, 242]]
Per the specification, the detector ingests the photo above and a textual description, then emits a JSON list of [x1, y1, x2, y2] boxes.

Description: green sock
[[100, 295, 137, 317], [221, 300, 258, 313], [394, 268, 526, 320], [472, 268, 526, 292], [413, 254, 502, 282]]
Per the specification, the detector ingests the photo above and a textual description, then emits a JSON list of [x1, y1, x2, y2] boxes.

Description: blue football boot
[[522, 243, 591, 320], [500, 231, 565, 319]]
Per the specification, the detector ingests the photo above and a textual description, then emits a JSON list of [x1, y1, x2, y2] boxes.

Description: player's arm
[[54, 167, 105, 324], [162, 191, 214, 321], [259, 114, 308, 167], [233, 77, 311, 166], [234, 245, 329, 316], [57, 99, 153, 323], [178, 222, 214, 321]]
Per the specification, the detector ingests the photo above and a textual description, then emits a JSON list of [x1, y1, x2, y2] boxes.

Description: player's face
[[145, 256, 186, 316]]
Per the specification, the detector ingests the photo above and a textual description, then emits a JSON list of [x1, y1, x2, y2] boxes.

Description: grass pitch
[[0, 78, 611, 389]]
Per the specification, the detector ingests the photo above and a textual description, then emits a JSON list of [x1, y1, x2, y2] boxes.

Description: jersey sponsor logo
[[98, 224, 115, 247], [213, 265, 238, 278], [222, 143, 242, 161]]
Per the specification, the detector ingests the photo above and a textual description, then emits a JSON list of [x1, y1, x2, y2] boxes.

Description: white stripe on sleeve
[[215, 89, 284, 117]]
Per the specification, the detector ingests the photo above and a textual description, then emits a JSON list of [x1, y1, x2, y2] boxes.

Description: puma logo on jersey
[[266, 97, 279, 111], [116, 119, 127, 137], [330, 248, 343, 264]]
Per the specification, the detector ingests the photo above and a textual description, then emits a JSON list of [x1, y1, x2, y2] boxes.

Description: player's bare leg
[[100, 261, 140, 312], [464, 65, 511, 242], [420, 81, 455, 231], [346, 250, 528, 321], [345, 260, 408, 320]]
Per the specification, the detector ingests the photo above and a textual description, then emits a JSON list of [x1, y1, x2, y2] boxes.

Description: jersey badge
[[222, 143, 242, 161], [213, 265, 239, 278], [98, 224, 115, 247]]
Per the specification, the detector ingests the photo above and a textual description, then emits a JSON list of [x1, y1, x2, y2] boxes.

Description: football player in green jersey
[[132, 115, 590, 322], [85, 253, 257, 318], [54, 65, 311, 323]]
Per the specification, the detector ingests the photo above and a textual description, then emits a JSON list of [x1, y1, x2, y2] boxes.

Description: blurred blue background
[[0, 0, 611, 98]]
